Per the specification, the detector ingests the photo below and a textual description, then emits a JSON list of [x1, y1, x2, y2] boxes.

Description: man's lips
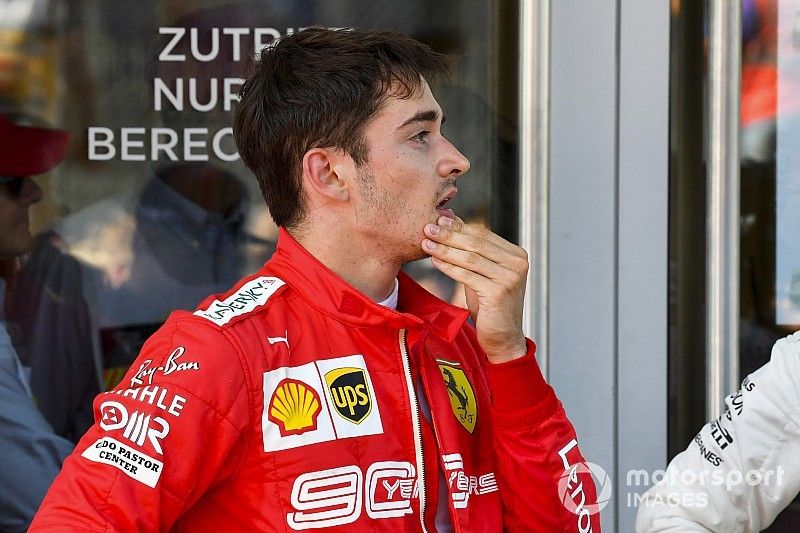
[[437, 188, 457, 206], [436, 207, 456, 220], [436, 188, 457, 218]]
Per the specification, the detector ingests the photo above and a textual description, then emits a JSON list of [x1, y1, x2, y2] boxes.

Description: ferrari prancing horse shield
[[436, 360, 477, 433]]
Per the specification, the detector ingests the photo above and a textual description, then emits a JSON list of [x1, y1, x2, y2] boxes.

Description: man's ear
[[302, 148, 350, 202]]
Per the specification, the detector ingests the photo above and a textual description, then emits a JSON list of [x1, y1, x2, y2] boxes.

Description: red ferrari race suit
[[31, 229, 600, 532]]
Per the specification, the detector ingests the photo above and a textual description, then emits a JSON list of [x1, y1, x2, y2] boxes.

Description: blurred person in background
[[8, 5, 277, 443], [0, 113, 73, 532]]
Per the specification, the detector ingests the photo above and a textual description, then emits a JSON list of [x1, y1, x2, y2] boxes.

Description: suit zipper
[[399, 329, 428, 532], [418, 359, 462, 533]]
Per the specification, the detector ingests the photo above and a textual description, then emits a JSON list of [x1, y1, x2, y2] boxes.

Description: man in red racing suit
[[31, 27, 600, 532], [31, 229, 599, 532]]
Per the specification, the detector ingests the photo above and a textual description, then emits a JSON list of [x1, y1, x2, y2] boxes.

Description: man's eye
[[411, 131, 429, 143]]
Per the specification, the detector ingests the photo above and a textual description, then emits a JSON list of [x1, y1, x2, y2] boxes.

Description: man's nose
[[439, 139, 471, 178]]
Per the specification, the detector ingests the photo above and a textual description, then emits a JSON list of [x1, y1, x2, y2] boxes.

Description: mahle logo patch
[[437, 360, 477, 433], [325, 367, 372, 424]]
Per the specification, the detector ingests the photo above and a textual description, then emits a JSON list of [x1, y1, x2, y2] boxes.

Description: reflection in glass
[[1, 1, 517, 442]]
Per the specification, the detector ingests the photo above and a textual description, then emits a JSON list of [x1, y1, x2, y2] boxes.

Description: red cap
[[0, 113, 70, 176]]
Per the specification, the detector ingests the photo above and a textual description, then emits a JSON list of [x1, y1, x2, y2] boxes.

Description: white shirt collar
[[376, 278, 399, 311]]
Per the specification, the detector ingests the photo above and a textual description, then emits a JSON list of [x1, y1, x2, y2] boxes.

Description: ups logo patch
[[325, 367, 372, 424], [437, 359, 477, 433]]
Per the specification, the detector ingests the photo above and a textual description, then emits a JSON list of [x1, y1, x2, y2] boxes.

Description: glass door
[[670, 0, 799, 528], [1, 0, 519, 441]]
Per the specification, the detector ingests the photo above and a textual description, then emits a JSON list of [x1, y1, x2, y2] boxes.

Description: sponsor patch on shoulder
[[82, 436, 163, 487], [194, 276, 285, 326]]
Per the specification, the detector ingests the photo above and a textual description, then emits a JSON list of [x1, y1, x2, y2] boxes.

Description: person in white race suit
[[636, 332, 800, 532]]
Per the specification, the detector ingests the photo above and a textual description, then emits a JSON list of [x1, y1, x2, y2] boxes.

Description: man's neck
[[288, 226, 399, 302]]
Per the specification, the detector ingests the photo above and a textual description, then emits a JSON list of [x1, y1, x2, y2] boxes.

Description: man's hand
[[422, 216, 528, 364]]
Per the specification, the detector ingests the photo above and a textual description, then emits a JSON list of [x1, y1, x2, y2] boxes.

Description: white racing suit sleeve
[[636, 333, 800, 533]]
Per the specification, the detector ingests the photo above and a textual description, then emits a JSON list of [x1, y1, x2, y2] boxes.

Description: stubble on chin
[[401, 244, 430, 265]]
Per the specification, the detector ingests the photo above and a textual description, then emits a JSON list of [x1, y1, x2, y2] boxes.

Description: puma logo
[[267, 331, 289, 348]]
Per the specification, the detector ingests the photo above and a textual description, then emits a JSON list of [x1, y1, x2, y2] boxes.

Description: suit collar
[[265, 228, 468, 341]]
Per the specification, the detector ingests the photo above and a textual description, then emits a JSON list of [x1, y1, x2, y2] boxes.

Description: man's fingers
[[423, 238, 521, 293], [438, 216, 526, 258], [425, 220, 528, 274], [428, 253, 491, 290], [424, 223, 509, 266], [423, 238, 500, 280]]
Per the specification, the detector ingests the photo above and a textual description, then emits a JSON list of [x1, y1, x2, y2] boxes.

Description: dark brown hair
[[234, 27, 453, 229]]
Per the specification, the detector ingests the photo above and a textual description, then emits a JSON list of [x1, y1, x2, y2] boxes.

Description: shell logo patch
[[268, 378, 322, 436], [262, 355, 384, 452], [325, 367, 372, 424], [437, 359, 477, 433]]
